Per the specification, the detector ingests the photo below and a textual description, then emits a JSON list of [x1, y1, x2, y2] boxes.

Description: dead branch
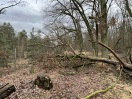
[[98, 41, 132, 71], [0, 0, 23, 14], [113, 38, 121, 51], [98, 41, 125, 66], [84, 85, 114, 99]]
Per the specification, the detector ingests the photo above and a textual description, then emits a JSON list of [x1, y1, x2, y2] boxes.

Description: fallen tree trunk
[[0, 83, 16, 99], [77, 55, 132, 70], [97, 41, 132, 71], [56, 54, 132, 76], [56, 40, 132, 76], [80, 55, 132, 76], [76, 55, 119, 65]]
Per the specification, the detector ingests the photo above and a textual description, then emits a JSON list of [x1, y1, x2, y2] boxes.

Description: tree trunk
[[21, 39, 25, 58], [100, 0, 108, 57], [71, 0, 96, 53], [75, 19, 83, 53]]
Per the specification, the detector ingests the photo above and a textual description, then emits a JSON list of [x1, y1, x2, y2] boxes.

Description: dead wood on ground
[[33, 75, 53, 90], [0, 83, 16, 99], [56, 54, 132, 76]]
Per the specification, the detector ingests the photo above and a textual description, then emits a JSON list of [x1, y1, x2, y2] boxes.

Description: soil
[[0, 58, 132, 99]]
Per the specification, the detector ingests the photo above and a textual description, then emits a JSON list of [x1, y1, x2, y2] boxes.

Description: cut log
[[0, 83, 16, 99], [34, 75, 53, 90]]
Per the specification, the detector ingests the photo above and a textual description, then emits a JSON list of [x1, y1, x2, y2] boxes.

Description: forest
[[0, 0, 132, 99]]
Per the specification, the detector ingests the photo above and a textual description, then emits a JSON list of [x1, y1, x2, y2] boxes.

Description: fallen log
[[56, 54, 132, 76], [76, 55, 119, 65], [97, 41, 132, 71], [0, 83, 16, 99], [56, 40, 132, 76], [81, 41, 132, 76], [77, 55, 132, 70]]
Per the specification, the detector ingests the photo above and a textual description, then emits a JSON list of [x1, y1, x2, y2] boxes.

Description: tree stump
[[34, 75, 53, 90]]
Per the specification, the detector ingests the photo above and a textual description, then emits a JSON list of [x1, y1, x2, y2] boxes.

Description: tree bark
[[0, 83, 16, 99], [100, 0, 108, 57], [71, 0, 96, 53]]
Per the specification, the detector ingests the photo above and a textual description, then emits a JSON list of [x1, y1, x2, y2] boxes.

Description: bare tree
[[44, 0, 116, 57], [44, 0, 84, 53], [71, 0, 96, 54], [114, 0, 132, 55], [0, 0, 24, 14]]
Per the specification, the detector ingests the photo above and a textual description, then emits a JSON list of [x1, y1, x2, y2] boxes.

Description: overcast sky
[[0, 0, 121, 34], [0, 0, 48, 33]]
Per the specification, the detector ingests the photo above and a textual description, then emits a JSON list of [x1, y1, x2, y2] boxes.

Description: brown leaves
[[0, 54, 132, 99]]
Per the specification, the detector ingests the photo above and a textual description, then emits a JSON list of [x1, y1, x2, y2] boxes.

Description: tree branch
[[125, 0, 132, 17], [0, 0, 22, 14], [98, 41, 125, 66]]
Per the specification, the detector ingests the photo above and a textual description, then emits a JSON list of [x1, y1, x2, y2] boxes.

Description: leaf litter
[[0, 55, 132, 99]]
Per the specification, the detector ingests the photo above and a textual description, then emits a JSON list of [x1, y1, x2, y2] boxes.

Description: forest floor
[[0, 55, 132, 99]]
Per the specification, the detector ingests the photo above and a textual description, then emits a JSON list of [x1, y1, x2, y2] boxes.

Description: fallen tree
[[97, 41, 132, 76], [56, 41, 132, 76], [56, 54, 132, 76]]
